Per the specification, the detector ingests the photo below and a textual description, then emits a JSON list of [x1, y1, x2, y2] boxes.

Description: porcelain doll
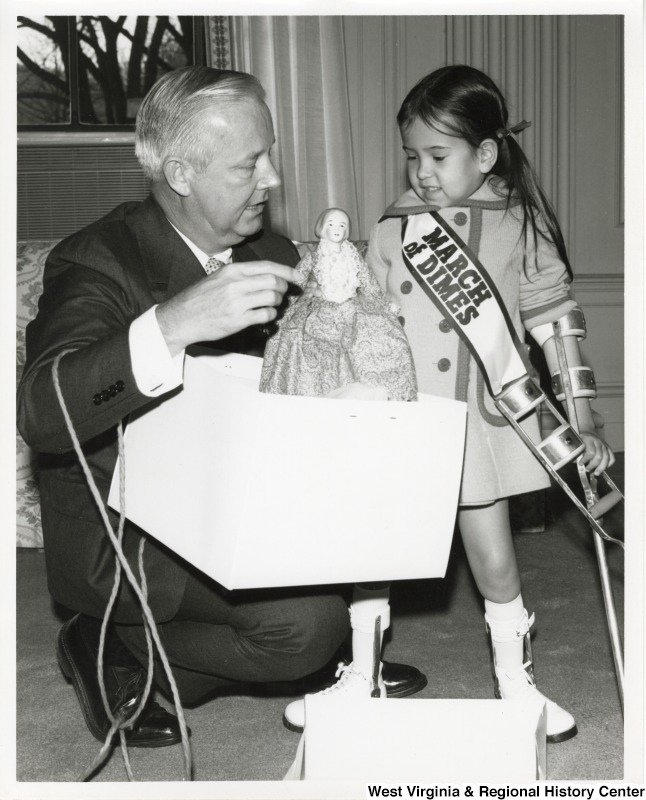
[[259, 208, 417, 401]]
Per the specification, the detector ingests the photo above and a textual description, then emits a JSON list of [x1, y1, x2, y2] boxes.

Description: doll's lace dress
[[259, 240, 417, 401]]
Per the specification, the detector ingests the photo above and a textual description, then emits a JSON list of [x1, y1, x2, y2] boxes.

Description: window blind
[[17, 144, 150, 241]]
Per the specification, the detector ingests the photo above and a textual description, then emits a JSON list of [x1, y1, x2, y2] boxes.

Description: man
[[17, 66, 421, 748]]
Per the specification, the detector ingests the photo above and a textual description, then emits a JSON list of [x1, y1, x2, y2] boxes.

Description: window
[[17, 16, 206, 130]]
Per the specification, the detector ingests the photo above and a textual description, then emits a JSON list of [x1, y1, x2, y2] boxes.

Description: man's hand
[[156, 261, 297, 355]]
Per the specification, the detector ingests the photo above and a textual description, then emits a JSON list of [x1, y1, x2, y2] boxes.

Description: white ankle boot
[[485, 609, 577, 744], [283, 661, 386, 732], [284, 593, 389, 732]]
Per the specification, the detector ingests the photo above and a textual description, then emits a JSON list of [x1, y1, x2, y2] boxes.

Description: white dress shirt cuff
[[129, 305, 185, 397]]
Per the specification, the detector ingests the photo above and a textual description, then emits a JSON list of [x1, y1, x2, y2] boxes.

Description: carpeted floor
[[15, 460, 627, 785]]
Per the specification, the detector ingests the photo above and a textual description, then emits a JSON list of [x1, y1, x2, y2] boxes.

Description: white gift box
[[108, 348, 466, 590], [293, 696, 546, 782]]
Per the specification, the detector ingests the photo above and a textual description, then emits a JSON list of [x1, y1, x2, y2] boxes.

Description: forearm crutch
[[551, 315, 624, 709], [494, 375, 624, 549], [493, 310, 624, 708]]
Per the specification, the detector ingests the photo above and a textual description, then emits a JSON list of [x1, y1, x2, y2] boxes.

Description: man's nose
[[258, 159, 281, 190]]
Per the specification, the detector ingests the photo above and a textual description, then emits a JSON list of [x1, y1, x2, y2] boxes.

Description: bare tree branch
[[18, 14, 198, 126], [17, 47, 67, 94]]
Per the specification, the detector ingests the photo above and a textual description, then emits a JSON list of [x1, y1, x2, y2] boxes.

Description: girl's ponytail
[[498, 134, 572, 279]]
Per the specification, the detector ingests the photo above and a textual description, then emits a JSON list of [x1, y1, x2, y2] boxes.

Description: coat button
[[439, 319, 452, 333], [116, 380, 125, 392], [400, 280, 413, 294], [101, 389, 111, 402], [398, 316, 406, 327], [93, 393, 102, 406], [109, 384, 118, 396], [454, 212, 467, 226], [438, 358, 451, 372]]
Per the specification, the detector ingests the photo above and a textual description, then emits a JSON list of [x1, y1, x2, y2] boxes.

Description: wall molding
[[572, 272, 624, 307], [595, 381, 625, 398]]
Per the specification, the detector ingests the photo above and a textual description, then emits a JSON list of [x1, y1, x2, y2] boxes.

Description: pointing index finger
[[238, 261, 299, 283]]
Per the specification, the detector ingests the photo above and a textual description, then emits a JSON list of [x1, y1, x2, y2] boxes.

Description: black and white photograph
[[3, 1, 644, 796]]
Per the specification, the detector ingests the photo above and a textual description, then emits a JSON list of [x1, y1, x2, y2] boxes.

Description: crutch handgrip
[[588, 490, 623, 520]]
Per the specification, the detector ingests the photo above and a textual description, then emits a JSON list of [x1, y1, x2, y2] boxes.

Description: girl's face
[[320, 210, 349, 243], [401, 117, 493, 208]]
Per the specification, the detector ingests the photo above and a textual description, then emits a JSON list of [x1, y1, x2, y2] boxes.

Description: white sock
[[484, 593, 526, 673]]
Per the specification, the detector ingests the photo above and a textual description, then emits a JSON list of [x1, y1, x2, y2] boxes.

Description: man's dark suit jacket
[[17, 196, 300, 623]]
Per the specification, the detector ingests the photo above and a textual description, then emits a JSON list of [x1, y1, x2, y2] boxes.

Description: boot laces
[[318, 662, 368, 696], [497, 660, 548, 705]]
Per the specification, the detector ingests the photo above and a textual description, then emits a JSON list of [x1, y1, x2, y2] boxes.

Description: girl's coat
[[368, 179, 576, 504]]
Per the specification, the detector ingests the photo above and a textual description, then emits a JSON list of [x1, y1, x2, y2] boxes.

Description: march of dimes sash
[[401, 212, 528, 398]]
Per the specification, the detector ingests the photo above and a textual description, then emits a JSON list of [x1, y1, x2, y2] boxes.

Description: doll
[[259, 208, 417, 401]]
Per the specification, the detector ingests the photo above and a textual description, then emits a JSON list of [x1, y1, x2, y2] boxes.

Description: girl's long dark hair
[[397, 65, 571, 277]]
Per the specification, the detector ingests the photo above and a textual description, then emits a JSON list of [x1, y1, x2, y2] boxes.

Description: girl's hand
[[579, 430, 615, 476]]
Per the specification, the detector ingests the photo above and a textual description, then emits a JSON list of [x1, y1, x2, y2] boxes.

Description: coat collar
[[380, 177, 520, 219], [128, 196, 273, 302], [127, 196, 204, 302]]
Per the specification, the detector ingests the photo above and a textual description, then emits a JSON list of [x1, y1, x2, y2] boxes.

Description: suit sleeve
[[17, 258, 153, 454]]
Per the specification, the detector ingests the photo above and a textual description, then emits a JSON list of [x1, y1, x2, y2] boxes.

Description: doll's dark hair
[[397, 65, 571, 277]]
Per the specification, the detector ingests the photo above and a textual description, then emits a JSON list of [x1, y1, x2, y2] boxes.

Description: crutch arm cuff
[[551, 366, 597, 401], [524, 299, 578, 336]]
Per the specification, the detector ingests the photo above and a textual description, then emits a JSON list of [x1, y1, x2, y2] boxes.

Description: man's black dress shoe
[[57, 614, 185, 747], [380, 660, 428, 698], [335, 657, 427, 697]]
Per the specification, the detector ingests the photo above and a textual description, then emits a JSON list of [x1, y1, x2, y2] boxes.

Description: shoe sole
[[492, 686, 577, 746], [547, 724, 578, 744], [283, 716, 304, 733], [57, 622, 183, 748]]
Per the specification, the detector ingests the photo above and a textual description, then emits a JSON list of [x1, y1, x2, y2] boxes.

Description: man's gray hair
[[135, 66, 266, 181]]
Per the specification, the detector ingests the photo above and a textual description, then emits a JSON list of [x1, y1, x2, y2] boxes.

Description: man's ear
[[478, 139, 498, 175], [162, 157, 192, 197]]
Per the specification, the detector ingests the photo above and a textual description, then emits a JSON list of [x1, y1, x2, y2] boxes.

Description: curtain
[[216, 15, 582, 249], [446, 15, 574, 253], [229, 16, 359, 242]]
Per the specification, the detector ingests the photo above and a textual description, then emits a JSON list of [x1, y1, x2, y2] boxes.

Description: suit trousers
[[116, 566, 350, 705]]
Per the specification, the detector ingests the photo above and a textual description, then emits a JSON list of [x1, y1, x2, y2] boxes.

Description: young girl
[[365, 64, 615, 742]]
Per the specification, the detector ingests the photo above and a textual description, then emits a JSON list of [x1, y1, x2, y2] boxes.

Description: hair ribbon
[[496, 120, 532, 140]]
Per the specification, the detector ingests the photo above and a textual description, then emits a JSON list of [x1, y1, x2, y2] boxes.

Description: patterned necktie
[[204, 256, 226, 275]]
